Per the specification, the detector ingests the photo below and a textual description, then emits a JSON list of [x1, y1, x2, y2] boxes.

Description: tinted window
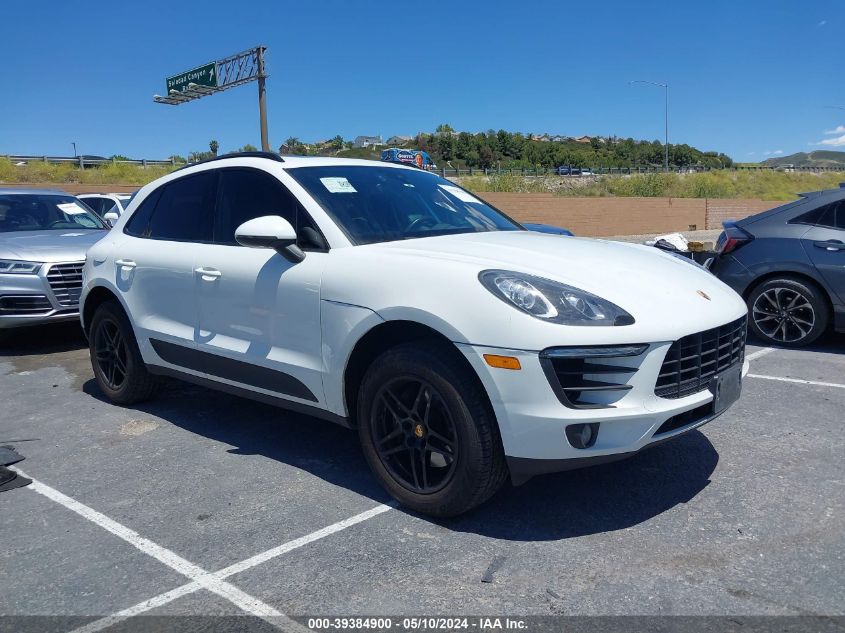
[[0, 194, 107, 232], [81, 197, 105, 214], [124, 188, 163, 237], [214, 168, 326, 249], [791, 200, 844, 229], [287, 166, 520, 245], [146, 172, 215, 241]]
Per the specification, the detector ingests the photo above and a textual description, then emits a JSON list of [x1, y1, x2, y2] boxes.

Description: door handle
[[194, 267, 222, 280], [115, 259, 137, 269], [813, 240, 844, 252]]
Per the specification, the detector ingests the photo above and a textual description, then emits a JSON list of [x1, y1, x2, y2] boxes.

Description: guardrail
[[2, 155, 187, 168]]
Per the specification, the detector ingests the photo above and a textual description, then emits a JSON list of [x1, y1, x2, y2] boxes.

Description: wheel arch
[[81, 283, 128, 336], [742, 270, 834, 318], [342, 319, 497, 433]]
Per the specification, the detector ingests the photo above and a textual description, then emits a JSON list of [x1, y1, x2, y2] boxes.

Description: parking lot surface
[[1, 323, 843, 628]]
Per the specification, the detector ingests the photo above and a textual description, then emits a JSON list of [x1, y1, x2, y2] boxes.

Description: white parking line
[[745, 347, 777, 362], [13, 466, 392, 631], [747, 374, 845, 390], [69, 502, 396, 633]]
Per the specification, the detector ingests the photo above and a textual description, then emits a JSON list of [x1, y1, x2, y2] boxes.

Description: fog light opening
[[565, 423, 599, 449]]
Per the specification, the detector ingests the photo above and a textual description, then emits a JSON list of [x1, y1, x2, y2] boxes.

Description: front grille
[[540, 345, 647, 409], [655, 316, 747, 399], [46, 262, 84, 308], [0, 295, 53, 315]]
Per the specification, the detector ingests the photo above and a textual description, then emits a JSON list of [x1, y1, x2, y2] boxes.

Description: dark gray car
[[708, 185, 845, 347]]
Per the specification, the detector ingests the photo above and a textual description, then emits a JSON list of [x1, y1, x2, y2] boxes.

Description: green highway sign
[[166, 62, 217, 93]]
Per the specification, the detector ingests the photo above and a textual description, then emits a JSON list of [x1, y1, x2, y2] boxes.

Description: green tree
[[209, 140, 219, 156]]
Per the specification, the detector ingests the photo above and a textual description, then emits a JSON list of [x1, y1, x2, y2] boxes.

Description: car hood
[[325, 230, 747, 348], [0, 230, 108, 263]]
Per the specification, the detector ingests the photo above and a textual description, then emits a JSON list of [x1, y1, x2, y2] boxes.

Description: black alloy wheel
[[371, 377, 459, 494], [93, 317, 129, 390]]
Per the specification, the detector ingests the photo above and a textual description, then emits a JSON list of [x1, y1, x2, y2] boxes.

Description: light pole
[[630, 80, 669, 171], [71, 142, 77, 157]]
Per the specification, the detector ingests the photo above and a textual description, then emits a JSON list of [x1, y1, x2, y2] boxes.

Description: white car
[[78, 193, 136, 223], [80, 153, 748, 517]]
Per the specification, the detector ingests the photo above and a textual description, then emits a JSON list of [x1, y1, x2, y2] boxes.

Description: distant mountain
[[763, 150, 845, 167]]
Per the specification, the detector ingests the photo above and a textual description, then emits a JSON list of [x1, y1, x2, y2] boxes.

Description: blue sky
[[1, 0, 843, 161]]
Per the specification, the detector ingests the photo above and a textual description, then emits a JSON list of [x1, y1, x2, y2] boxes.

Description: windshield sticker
[[320, 177, 357, 193], [57, 202, 89, 215], [438, 184, 481, 204]]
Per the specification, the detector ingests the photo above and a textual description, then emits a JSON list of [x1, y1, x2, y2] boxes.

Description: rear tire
[[747, 276, 829, 347], [357, 341, 507, 517], [89, 300, 161, 404]]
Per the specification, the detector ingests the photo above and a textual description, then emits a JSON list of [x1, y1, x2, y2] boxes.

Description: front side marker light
[[484, 354, 522, 370]]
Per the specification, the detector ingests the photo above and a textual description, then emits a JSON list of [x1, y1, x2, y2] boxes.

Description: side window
[[147, 172, 215, 242], [124, 187, 163, 237], [791, 202, 836, 228], [82, 198, 103, 214], [214, 168, 326, 250], [831, 201, 845, 230]]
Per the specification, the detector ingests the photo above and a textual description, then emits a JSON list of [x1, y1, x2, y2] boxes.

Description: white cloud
[[763, 150, 784, 156], [816, 134, 845, 147], [819, 19, 827, 26], [824, 125, 845, 135], [747, 151, 756, 156]]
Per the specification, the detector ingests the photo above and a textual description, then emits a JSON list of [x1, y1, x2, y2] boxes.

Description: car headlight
[[479, 269, 634, 326], [0, 259, 42, 274]]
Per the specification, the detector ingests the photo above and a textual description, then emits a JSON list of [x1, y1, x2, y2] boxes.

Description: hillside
[[763, 150, 845, 168]]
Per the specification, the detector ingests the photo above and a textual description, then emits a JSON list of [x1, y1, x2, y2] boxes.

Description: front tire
[[357, 342, 507, 517], [747, 276, 829, 347], [89, 301, 161, 404]]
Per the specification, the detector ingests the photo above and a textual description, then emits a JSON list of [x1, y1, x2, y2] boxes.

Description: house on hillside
[[573, 135, 593, 144], [386, 135, 413, 146], [550, 135, 569, 143], [353, 135, 383, 148]]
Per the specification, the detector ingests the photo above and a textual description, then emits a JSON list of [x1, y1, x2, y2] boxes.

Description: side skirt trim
[[149, 338, 318, 402], [147, 364, 351, 428]]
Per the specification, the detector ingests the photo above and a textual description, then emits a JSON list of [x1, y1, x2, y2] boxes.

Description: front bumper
[[0, 262, 83, 330], [458, 341, 749, 483]]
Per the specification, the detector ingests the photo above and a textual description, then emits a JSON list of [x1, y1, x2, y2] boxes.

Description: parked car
[[522, 223, 574, 236], [708, 185, 845, 346], [81, 153, 747, 517], [0, 188, 109, 338], [78, 193, 136, 223], [555, 166, 582, 176]]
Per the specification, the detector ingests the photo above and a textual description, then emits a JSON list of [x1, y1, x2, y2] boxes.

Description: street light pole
[[630, 80, 669, 171], [72, 142, 77, 158]]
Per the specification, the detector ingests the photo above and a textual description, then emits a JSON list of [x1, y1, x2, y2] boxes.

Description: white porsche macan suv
[[81, 152, 748, 517]]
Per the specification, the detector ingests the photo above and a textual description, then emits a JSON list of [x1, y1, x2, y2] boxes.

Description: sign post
[[154, 46, 270, 151]]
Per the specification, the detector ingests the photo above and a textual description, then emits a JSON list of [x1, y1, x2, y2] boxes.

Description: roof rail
[[176, 151, 284, 171]]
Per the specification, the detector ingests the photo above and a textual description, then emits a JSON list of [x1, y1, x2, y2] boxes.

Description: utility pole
[[630, 80, 669, 171], [257, 46, 269, 151], [72, 142, 77, 157]]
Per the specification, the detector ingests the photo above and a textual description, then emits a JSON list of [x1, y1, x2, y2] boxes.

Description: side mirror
[[103, 211, 119, 227], [235, 215, 305, 263]]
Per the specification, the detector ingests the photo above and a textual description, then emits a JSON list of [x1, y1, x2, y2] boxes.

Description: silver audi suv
[[0, 188, 108, 338]]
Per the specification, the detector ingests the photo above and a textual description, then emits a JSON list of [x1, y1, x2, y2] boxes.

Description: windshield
[[287, 166, 521, 245], [0, 194, 108, 232]]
